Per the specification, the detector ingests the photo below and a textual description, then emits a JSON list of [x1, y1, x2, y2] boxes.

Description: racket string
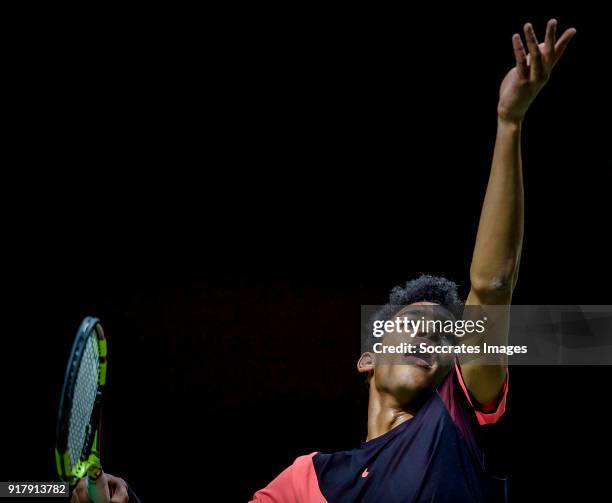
[[67, 334, 99, 469]]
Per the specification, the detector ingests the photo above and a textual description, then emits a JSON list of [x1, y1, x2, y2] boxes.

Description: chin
[[393, 364, 439, 395]]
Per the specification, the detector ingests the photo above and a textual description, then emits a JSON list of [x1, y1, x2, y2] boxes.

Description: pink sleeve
[[454, 361, 508, 426], [249, 452, 327, 503]]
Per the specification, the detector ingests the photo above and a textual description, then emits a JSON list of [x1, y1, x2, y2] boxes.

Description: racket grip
[[87, 461, 110, 503]]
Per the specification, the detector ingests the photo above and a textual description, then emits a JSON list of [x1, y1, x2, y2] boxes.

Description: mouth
[[403, 352, 435, 368], [402, 337, 439, 368]]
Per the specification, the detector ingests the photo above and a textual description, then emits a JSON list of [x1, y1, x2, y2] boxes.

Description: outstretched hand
[[497, 19, 576, 123]]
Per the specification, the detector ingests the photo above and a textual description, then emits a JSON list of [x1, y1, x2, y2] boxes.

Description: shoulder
[[249, 452, 325, 503], [438, 362, 508, 426]]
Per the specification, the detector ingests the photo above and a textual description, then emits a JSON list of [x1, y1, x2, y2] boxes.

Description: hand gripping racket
[[56, 317, 109, 502]]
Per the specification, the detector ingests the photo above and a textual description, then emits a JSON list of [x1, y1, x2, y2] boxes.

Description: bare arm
[[461, 20, 576, 404]]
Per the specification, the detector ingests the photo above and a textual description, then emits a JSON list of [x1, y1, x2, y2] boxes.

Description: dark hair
[[366, 274, 464, 344], [387, 274, 464, 317]]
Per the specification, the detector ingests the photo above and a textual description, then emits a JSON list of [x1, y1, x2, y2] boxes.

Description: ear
[[357, 352, 375, 375]]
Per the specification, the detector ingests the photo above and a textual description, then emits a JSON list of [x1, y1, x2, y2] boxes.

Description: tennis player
[[249, 19, 575, 503], [73, 18, 575, 503]]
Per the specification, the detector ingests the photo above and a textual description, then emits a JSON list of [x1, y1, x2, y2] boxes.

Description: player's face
[[372, 303, 454, 405]]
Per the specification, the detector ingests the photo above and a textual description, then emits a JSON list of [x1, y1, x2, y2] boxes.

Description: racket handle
[[87, 463, 110, 503]]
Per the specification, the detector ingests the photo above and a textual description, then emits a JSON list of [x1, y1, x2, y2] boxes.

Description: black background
[[1, 3, 610, 502]]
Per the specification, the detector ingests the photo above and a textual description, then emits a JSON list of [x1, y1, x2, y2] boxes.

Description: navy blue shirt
[[251, 364, 508, 503]]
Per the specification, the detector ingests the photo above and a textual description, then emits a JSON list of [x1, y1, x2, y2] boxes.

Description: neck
[[365, 384, 426, 442]]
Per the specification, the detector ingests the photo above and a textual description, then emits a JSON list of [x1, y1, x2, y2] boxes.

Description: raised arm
[[461, 20, 576, 404]]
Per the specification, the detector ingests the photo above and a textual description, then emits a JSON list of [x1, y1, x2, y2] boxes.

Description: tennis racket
[[56, 316, 109, 502]]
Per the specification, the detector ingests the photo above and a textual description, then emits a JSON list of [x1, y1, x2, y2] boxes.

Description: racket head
[[55, 317, 107, 484]]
